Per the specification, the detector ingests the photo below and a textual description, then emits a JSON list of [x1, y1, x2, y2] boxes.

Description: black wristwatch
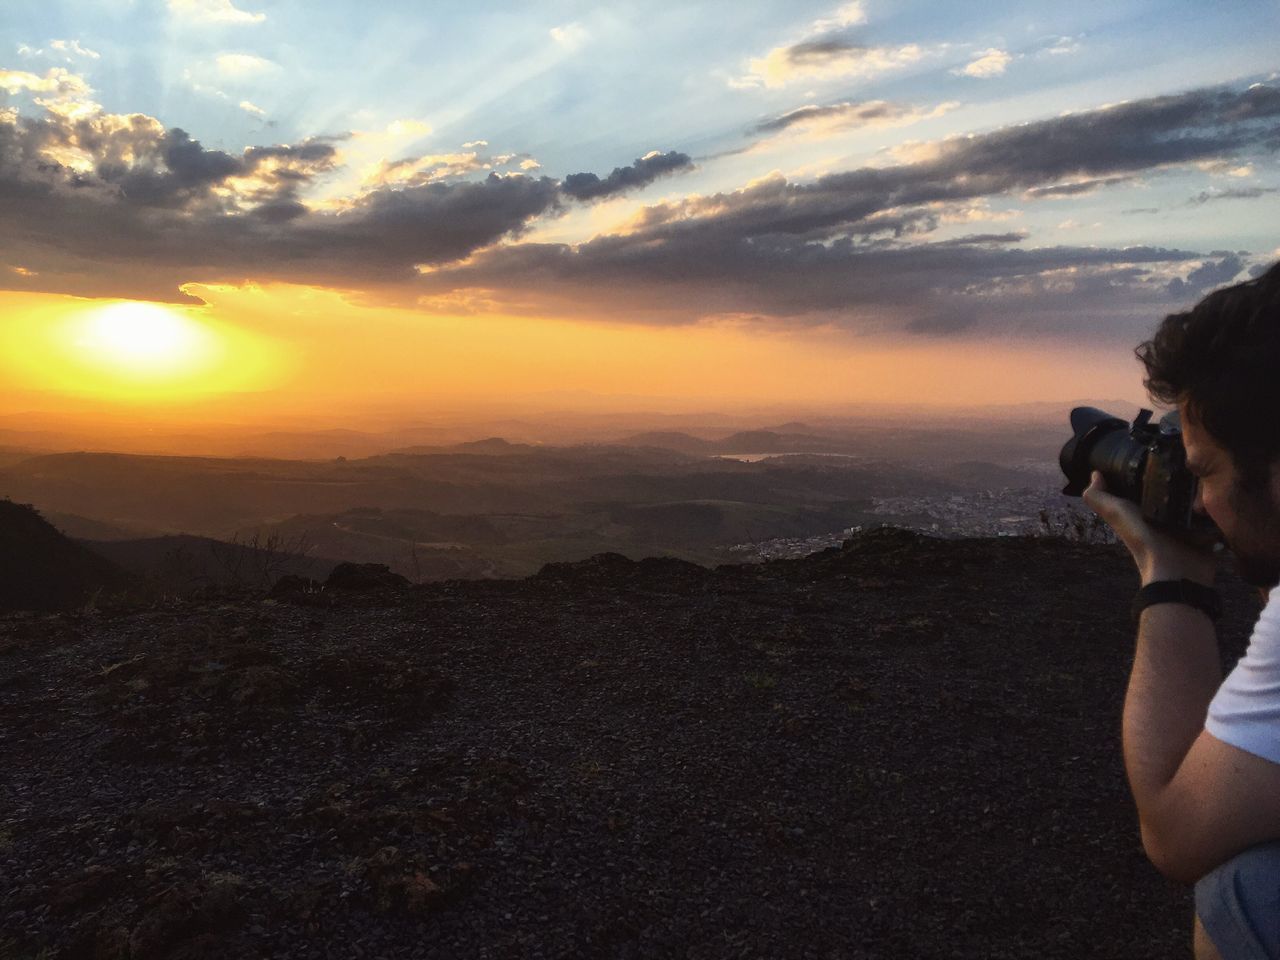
[[1131, 579, 1222, 625]]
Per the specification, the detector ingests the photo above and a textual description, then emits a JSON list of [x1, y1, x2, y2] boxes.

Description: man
[[1085, 260, 1280, 960]]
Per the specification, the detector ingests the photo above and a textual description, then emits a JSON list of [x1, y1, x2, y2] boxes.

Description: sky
[[1, 0, 1278, 430]]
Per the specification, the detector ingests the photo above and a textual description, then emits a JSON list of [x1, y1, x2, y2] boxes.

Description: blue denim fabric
[[1196, 841, 1280, 960]]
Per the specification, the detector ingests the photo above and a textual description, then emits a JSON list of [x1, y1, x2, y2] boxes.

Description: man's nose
[[1192, 480, 1206, 514]]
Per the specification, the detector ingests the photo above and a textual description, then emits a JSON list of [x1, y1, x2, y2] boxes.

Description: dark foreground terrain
[[0, 530, 1260, 959]]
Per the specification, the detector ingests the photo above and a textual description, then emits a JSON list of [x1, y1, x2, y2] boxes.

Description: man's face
[[1180, 401, 1280, 588]]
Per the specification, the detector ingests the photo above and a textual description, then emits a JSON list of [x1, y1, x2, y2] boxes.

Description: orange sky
[[0, 284, 1149, 435]]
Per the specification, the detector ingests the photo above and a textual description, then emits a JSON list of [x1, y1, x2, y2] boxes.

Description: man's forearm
[[1123, 603, 1221, 816]]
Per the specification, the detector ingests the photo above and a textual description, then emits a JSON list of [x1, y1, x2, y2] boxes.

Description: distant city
[[726, 484, 1085, 561]]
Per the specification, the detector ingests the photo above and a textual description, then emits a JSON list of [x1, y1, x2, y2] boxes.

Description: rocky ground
[[0, 529, 1262, 959]]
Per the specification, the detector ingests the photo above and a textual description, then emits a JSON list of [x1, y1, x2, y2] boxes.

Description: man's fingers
[[1083, 470, 1144, 527], [1082, 471, 1118, 515]]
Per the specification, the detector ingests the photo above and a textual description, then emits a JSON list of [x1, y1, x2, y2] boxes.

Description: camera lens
[[1059, 407, 1130, 496]]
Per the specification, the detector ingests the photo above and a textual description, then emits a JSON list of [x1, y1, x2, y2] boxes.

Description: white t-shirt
[[1206, 590, 1280, 765]]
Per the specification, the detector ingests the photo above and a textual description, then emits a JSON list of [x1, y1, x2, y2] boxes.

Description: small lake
[[714, 452, 862, 463]]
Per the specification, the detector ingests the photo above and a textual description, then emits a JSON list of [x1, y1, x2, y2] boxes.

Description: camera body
[[1059, 406, 1218, 539]]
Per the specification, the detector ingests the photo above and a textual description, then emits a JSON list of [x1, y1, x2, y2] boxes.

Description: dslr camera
[[1059, 407, 1219, 540]]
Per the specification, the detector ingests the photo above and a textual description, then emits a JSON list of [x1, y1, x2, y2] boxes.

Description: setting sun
[[72, 302, 219, 379], [0, 291, 285, 403]]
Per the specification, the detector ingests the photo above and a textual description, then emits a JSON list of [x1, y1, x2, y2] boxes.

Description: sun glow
[[0, 293, 285, 402], [73, 301, 220, 378]]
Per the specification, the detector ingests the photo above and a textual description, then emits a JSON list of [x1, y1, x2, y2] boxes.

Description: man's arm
[[1086, 473, 1280, 883], [1124, 603, 1280, 882]]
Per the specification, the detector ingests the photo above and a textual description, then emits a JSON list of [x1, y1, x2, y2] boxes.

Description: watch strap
[[1132, 578, 1222, 625]]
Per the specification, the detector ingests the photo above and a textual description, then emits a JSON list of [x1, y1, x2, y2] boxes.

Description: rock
[[47, 865, 118, 912], [534, 553, 636, 582], [324, 563, 411, 592], [268, 574, 324, 598]]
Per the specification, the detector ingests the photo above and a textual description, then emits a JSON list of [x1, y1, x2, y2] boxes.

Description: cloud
[[365, 151, 492, 188], [215, 53, 277, 77], [735, 2, 927, 89], [744, 40, 925, 89], [750, 99, 959, 146], [0, 98, 561, 301], [1023, 175, 1140, 199], [811, 2, 868, 31], [954, 48, 1012, 78], [239, 99, 266, 116], [549, 23, 588, 51], [1039, 36, 1081, 57], [0, 67, 91, 98], [413, 81, 1280, 335], [49, 40, 100, 60], [1, 78, 1276, 338], [1197, 158, 1255, 177], [1164, 253, 1245, 299], [1187, 186, 1279, 204], [168, 0, 265, 25], [561, 151, 695, 201]]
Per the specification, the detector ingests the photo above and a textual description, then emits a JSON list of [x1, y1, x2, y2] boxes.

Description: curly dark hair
[[1136, 260, 1280, 490]]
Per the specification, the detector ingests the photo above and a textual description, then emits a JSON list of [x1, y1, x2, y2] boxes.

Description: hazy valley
[[0, 410, 1083, 590]]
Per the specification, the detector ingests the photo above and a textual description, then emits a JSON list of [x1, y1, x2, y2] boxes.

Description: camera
[[1059, 406, 1219, 540]]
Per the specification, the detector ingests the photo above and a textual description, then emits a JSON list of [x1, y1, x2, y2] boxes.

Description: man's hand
[[1082, 470, 1217, 587]]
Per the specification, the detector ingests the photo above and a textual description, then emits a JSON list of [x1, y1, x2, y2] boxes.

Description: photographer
[[1084, 261, 1280, 960]]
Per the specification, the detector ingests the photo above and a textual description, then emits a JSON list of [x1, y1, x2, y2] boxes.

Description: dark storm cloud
[[417, 81, 1280, 336], [0, 104, 562, 299], [1, 78, 1277, 332], [561, 151, 694, 202]]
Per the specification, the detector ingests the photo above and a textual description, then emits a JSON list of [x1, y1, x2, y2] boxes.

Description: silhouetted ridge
[[0, 528, 1264, 957], [0, 499, 129, 610], [534, 551, 709, 590]]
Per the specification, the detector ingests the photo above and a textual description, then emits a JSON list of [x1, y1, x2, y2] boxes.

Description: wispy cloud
[[550, 23, 588, 51], [743, 39, 926, 89], [49, 39, 100, 60], [168, 0, 265, 25], [215, 53, 278, 77], [1039, 36, 1081, 57], [1187, 186, 1278, 205], [734, 2, 927, 89], [20, 39, 101, 61], [954, 48, 1012, 78], [238, 99, 266, 116], [750, 99, 959, 147], [1023, 175, 1140, 199]]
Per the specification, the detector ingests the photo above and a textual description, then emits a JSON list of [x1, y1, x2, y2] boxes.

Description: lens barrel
[[1059, 407, 1138, 496]]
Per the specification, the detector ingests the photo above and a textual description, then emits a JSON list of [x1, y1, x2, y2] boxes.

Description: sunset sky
[[2, 0, 1278, 430]]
